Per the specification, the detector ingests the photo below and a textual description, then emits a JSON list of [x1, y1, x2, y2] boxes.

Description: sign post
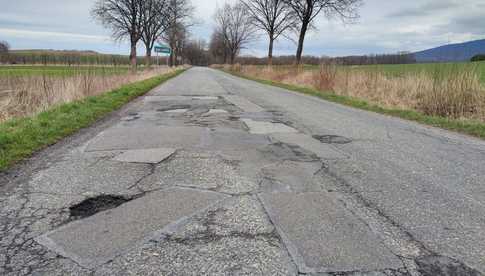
[[154, 45, 171, 66]]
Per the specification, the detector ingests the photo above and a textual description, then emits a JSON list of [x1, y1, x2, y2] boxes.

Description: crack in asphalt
[[0, 192, 61, 275], [314, 161, 484, 276]]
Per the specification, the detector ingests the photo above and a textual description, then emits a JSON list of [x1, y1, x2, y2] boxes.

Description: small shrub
[[314, 63, 337, 91], [231, 63, 242, 72], [471, 55, 485, 62], [416, 67, 483, 119]]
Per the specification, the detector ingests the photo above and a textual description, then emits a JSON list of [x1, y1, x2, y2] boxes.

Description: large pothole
[[69, 195, 133, 220], [313, 135, 352, 144]]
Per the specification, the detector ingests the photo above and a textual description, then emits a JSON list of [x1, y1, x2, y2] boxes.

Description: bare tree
[[284, 0, 362, 64], [0, 41, 10, 64], [209, 30, 230, 64], [92, 0, 145, 69], [0, 41, 9, 54], [183, 39, 209, 65], [241, 0, 297, 65], [215, 3, 255, 64], [141, 0, 170, 66], [163, 0, 194, 66]]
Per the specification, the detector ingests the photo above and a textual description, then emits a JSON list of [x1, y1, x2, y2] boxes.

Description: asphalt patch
[[415, 255, 483, 276], [69, 195, 133, 220], [313, 135, 352, 144], [259, 192, 403, 273], [36, 188, 228, 269]]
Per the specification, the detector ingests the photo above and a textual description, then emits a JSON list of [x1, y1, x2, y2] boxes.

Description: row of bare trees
[[211, 0, 363, 65], [235, 52, 417, 66], [92, 0, 193, 69]]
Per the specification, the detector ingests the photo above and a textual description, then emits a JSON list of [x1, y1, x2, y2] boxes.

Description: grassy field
[[0, 65, 176, 121], [0, 65, 134, 77], [304, 61, 485, 83], [0, 69, 185, 171]]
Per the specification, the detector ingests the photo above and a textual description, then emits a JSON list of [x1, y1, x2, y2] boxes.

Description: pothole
[[166, 109, 188, 113], [69, 195, 134, 220], [157, 104, 191, 112], [121, 113, 141, 121], [415, 255, 482, 276], [313, 135, 352, 144], [205, 109, 228, 115], [260, 142, 320, 162], [187, 107, 210, 115]]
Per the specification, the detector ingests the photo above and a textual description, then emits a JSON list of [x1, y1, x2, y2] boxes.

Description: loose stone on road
[[1, 67, 484, 275]]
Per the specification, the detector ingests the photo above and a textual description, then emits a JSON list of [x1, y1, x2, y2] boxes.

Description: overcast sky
[[1, 0, 484, 57]]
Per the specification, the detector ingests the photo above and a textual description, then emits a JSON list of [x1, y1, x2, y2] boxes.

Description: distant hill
[[414, 39, 485, 62]]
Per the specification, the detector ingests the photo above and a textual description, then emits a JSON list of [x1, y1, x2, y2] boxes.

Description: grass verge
[[223, 69, 485, 140], [0, 69, 185, 171]]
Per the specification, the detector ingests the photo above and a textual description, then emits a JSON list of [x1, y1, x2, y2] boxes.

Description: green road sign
[[154, 45, 171, 54]]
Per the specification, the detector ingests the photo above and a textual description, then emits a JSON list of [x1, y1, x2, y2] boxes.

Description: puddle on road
[[69, 195, 134, 220], [313, 135, 352, 144]]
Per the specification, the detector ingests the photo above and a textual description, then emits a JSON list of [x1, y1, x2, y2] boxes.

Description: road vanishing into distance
[[1, 67, 485, 275]]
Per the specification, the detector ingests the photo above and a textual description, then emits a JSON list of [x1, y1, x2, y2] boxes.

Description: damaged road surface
[[1, 68, 485, 276]]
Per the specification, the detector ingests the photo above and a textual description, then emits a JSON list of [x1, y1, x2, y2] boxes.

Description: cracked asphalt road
[[1, 67, 484, 275]]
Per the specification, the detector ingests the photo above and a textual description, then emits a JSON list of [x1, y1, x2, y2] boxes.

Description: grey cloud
[[387, 0, 459, 18], [435, 12, 485, 35]]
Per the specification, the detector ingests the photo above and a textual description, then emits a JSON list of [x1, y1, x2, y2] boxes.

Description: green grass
[[0, 65, 134, 77], [0, 69, 185, 171], [224, 69, 485, 140]]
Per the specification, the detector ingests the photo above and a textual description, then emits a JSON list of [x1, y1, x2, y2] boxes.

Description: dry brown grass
[[228, 64, 485, 122], [0, 66, 180, 121]]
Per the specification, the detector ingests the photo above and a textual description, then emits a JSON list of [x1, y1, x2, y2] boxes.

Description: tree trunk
[[268, 35, 274, 66], [230, 51, 236, 65], [145, 48, 152, 67], [295, 22, 308, 65], [130, 41, 137, 71], [169, 52, 174, 67], [174, 50, 178, 66]]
